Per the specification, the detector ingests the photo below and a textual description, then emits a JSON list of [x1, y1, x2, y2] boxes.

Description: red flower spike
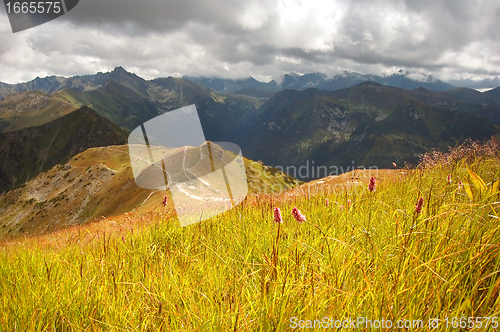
[[292, 207, 306, 223], [368, 177, 376, 192], [273, 207, 283, 224]]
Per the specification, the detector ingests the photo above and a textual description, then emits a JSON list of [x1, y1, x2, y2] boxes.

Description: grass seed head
[[415, 197, 424, 214]]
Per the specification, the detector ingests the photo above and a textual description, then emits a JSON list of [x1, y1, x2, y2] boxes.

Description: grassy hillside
[[53, 82, 164, 132], [0, 139, 499, 330], [0, 90, 77, 133], [0, 144, 299, 239], [0, 106, 128, 192]]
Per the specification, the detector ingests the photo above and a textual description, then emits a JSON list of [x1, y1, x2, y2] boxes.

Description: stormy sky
[[0, 0, 499, 88]]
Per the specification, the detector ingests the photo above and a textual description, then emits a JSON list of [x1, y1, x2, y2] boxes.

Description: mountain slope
[[54, 75, 263, 141], [0, 106, 128, 192], [0, 76, 65, 98], [405, 87, 500, 125], [440, 87, 499, 105], [0, 67, 263, 136], [238, 83, 500, 179], [53, 80, 165, 131], [184, 76, 279, 94], [484, 87, 500, 104], [0, 90, 77, 133], [0, 144, 299, 238]]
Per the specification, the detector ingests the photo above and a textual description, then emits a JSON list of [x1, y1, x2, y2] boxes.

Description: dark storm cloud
[[0, 0, 499, 87], [60, 0, 271, 37]]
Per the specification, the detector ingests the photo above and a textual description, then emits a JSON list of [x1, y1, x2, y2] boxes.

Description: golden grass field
[[1, 140, 500, 331]]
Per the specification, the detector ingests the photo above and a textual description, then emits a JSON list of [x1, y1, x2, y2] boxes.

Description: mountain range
[[2, 69, 453, 99], [186, 71, 455, 94], [5, 67, 262, 140], [1, 67, 499, 184]]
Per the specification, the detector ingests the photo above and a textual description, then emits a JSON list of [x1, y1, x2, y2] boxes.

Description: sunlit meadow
[[1, 139, 500, 331]]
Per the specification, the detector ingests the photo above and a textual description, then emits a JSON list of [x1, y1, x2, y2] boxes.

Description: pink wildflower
[[447, 174, 452, 184], [347, 199, 352, 207], [368, 177, 376, 192], [325, 199, 329, 207], [392, 162, 397, 168], [339, 205, 344, 212], [415, 197, 424, 214], [273, 207, 283, 224], [122, 236, 126, 243], [292, 207, 306, 223], [162, 195, 168, 206]]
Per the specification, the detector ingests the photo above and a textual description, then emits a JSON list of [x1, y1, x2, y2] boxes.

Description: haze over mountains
[[186, 71, 456, 94]]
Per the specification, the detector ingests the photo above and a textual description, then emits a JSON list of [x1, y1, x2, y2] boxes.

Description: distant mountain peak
[[109, 66, 140, 79], [113, 66, 127, 72]]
